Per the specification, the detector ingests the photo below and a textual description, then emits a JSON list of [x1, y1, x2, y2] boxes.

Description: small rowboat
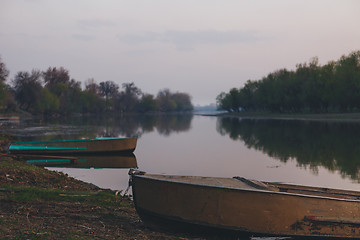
[[130, 170, 360, 238], [9, 137, 137, 155]]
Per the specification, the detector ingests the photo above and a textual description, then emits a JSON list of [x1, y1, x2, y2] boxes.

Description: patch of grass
[[0, 185, 62, 202], [0, 157, 45, 173], [0, 156, 98, 190], [15, 232, 41, 240], [0, 185, 131, 207], [0, 133, 15, 144], [63, 234, 92, 240]]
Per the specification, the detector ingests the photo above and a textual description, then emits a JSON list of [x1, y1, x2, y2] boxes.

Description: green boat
[[9, 137, 137, 155]]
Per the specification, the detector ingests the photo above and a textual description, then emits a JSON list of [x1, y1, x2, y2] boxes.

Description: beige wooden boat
[[9, 137, 137, 155], [130, 170, 360, 238]]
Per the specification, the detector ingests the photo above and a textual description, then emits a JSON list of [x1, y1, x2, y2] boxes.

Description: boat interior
[[139, 174, 360, 201]]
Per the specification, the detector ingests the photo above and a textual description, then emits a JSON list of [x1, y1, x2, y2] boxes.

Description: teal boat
[[9, 137, 137, 155]]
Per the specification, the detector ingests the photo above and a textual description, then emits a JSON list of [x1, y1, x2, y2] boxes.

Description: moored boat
[[9, 137, 137, 155], [130, 170, 360, 238]]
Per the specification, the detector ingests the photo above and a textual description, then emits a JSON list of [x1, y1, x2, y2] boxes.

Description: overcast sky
[[1, 0, 359, 105]]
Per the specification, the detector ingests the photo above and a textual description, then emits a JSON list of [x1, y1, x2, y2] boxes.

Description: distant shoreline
[[5, 111, 360, 122], [206, 112, 360, 122]]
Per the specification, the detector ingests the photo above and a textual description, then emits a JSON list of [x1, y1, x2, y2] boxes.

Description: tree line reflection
[[51, 114, 194, 138], [217, 117, 360, 181]]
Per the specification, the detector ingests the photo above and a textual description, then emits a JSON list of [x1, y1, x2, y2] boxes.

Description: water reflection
[[60, 113, 194, 137], [4, 114, 193, 141], [217, 117, 360, 181], [24, 153, 137, 169]]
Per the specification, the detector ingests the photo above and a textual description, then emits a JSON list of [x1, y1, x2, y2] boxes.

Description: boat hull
[[9, 137, 137, 155], [131, 173, 360, 238]]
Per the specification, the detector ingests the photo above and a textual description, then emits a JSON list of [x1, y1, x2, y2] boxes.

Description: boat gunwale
[[10, 136, 137, 145], [133, 174, 360, 203], [9, 145, 87, 150]]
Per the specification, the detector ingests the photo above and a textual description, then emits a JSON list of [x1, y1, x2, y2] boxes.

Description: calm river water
[[6, 114, 360, 239]]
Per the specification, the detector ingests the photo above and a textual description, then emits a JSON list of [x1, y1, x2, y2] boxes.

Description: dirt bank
[[0, 155, 207, 240]]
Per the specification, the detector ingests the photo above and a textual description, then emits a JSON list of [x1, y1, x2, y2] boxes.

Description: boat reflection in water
[[24, 153, 137, 169]]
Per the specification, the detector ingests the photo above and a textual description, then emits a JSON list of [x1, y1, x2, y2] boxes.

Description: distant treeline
[[0, 60, 193, 116], [217, 51, 360, 113]]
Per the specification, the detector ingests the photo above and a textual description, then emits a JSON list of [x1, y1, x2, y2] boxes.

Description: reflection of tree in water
[[217, 117, 360, 181], [63, 114, 193, 138], [155, 114, 193, 136], [10, 114, 193, 143]]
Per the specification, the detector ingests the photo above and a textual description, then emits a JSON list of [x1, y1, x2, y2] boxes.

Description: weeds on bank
[[0, 156, 132, 207], [0, 156, 41, 170], [64, 236, 92, 240], [0, 185, 131, 207]]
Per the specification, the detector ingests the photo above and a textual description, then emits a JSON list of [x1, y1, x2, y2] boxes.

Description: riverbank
[[213, 112, 360, 122], [0, 155, 205, 240]]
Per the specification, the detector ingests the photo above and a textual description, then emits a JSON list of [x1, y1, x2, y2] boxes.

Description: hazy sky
[[1, 0, 359, 105]]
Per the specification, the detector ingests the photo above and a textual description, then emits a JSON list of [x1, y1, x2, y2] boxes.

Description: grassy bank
[[0, 155, 202, 240]]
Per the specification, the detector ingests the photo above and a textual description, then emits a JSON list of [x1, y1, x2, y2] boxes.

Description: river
[[5, 114, 360, 239]]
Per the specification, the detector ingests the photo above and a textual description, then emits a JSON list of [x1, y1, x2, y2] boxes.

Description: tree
[[155, 89, 193, 112], [0, 57, 10, 110], [0, 56, 9, 83], [239, 80, 258, 111], [99, 81, 119, 111], [334, 51, 360, 112], [2, 60, 196, 114], [117, 82, 142, 112], [156, 89, 176, 112], [83, 79, 105, 114], [229, 88, 241, 112], [138, 94, 157, 112], [171, 92, 193, 111], [217, 51, 360, 113], [216, 92, 232, 112], [43, 67, 71, 95], [80, 90, 105, 114], [60, 79, 82, 114], [85, 78, 101, 96], [36, 88, 59, 114], [12, 70, 43, 112], [320, 61, 336, 111], [42, 67, 84, 115], [99, 81, 119, 100]]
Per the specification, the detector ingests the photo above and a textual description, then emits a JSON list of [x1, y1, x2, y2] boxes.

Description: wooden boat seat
[[233, 176, 280, 191]]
